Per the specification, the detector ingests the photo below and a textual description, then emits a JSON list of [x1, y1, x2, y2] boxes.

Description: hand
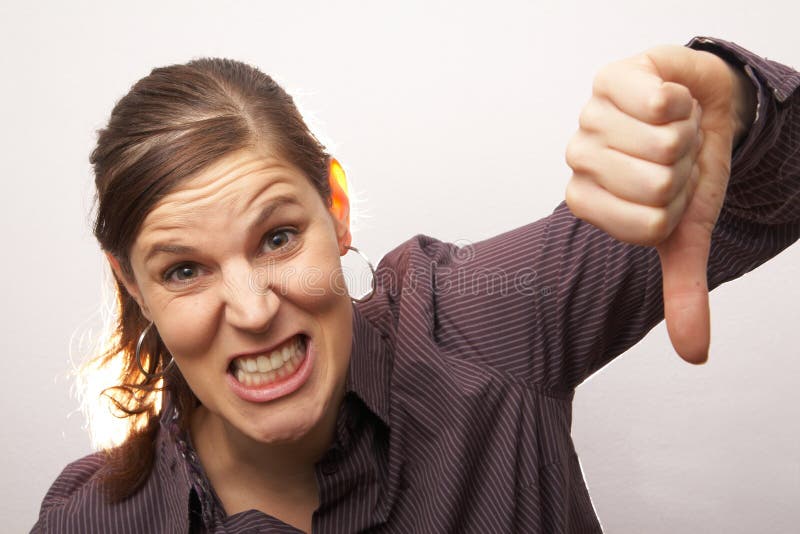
[[565, 45, 755, 364]]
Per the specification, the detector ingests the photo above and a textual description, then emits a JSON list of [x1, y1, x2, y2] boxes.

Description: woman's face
[[114, 148, 354, 446]]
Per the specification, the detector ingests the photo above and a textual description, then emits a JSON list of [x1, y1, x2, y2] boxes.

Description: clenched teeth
[[232, 335, 307, 386]]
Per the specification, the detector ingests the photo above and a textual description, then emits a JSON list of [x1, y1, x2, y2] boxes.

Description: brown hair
[[89, 58, 331, 502]]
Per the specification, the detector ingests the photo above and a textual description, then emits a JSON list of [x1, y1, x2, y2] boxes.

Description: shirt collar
[[344, 303, 393, 427], [155, 396, 197, 531]]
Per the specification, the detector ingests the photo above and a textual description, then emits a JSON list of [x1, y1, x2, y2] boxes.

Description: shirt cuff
[[687, 35, 800, 150], [684, 36, 800, 225]]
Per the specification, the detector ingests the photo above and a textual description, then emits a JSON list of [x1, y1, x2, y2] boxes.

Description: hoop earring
[[135, 321, 175, 377], [345, 245, 376, 303]]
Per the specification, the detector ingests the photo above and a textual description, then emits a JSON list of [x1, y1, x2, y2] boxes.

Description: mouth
[[228, 334, 308, 387]]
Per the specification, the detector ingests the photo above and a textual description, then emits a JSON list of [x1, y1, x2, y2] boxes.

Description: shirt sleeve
[[423, 37, 800, 396]]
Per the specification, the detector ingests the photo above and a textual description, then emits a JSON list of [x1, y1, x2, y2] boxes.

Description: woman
[[34, 36, 798, 533]]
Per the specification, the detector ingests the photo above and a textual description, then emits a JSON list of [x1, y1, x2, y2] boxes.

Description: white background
[[1, 1, 798, 532]]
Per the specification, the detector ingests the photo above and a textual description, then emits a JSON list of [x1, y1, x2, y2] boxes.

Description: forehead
[[135, 150, 322, 245], [153, 150, 311, 212]]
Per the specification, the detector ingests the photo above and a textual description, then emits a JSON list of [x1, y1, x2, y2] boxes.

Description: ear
[[327, 158, 352, 255], [105, 252, 152, 321]]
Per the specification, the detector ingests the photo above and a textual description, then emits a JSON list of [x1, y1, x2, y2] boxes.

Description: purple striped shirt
[[33, 37, 800, 533]]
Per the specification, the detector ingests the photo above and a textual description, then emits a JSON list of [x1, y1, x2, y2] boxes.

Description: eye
[[262, 228, 297, 252], [163, 263, 199, 284]]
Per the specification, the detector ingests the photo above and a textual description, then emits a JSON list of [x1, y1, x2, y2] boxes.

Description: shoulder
[[357, 233, 455, 331], [378, 232, 460, 274], [32, 433, 190, 534], [32, 452, 108, 532], [41, 452, 106, 503], [373, 232, 462, 305]]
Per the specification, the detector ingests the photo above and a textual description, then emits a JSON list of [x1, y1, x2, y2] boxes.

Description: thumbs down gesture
[[565, 45, 756, 364]]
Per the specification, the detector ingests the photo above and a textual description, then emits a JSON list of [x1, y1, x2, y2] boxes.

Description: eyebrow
[[143, 194, 302, 264]]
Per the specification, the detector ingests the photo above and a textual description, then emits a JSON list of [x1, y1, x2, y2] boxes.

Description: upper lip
[[227, 333, 305, 366]]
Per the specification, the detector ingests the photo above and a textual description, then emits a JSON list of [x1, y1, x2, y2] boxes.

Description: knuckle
[[644, 208, 670, 243], [647, 167, 676, 206], [565, 137, 586, 170], [578, 101, 599, 132], [591, 75, 603, 96], [671, 82, 693, 102], [592, 65, 615, 96], [591, 72, 605, 96], [565, 177, 586, 217], [655, 128, 684, 162], [647, 88, 670, 120]]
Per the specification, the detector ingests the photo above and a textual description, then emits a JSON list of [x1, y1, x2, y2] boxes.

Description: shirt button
[[322, 461, 338, 475]]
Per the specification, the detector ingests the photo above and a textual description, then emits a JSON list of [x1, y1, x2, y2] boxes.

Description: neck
[[188, 396, 342, 499]]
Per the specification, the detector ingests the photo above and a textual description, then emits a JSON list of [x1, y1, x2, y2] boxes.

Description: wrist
[[729, 61, 757, 149]]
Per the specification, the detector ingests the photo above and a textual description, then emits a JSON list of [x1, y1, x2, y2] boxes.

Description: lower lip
[[225, 335, 314, 403]]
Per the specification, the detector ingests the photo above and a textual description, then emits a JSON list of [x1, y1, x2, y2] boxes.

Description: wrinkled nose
[[221, 260, 280, 333]]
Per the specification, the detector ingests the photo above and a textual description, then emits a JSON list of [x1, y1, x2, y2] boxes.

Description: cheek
[[282, 240, 353, 361], [281, 237, 349, 308], [288, 264, 347, 307], [154, 298, 219, 364]]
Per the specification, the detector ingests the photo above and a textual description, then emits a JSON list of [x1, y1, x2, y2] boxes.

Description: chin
[[245, 393, 331, 445], [251, 420, 312, 444]]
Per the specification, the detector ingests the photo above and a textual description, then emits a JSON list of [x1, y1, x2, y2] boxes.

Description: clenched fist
[[565, 45, 756, 365]]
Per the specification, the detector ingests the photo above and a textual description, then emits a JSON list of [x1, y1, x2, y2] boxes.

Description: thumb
[[655, 121, 734, 365], [656, 125, 733, 365], [643, 46, 737, 365], [656, 225, 711, 365]]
